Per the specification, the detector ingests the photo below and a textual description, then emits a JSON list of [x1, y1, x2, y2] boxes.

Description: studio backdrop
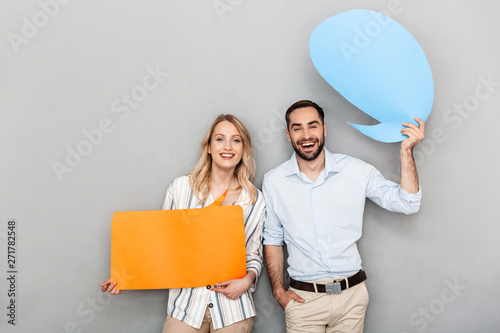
[[1, 0, 499, 332]]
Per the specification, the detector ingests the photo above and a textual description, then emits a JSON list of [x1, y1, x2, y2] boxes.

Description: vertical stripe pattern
[[161, 175, 265, 329]]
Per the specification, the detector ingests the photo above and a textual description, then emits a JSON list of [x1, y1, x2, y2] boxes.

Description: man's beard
[[291, 136, 325, 161]]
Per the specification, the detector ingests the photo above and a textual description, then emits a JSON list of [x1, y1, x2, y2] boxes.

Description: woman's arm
[[211, 190, 265, 299], [244, 196, 265, 290]]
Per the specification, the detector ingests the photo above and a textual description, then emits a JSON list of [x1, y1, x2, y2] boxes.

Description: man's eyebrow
[[291, 120, 320, 127]]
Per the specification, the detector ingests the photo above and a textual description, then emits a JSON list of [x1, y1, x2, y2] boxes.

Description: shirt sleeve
[[366, 165, 422, 215], [161, 180, 176, 210], [244, 193, 265, 293], [262, 174, 285, 245]]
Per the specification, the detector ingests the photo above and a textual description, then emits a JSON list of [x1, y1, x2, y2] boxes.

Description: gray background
[[1, 0, 499, 332]]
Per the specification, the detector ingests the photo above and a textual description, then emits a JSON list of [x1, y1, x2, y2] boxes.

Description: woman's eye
[[216, 138, 224, 142], [233, 139, 241, 143]]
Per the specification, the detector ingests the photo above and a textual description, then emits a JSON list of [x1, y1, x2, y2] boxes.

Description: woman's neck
[[210, 165, 236, 188], [210, 166, 241, 204]]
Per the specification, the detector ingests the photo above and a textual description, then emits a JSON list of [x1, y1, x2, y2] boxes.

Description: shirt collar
[[285, 148, 340, 177], [324, 148, 341, 176]]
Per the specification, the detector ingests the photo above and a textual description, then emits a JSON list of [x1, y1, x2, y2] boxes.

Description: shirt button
[[208, 303, 214, 308], [206, 285, 211, 289]]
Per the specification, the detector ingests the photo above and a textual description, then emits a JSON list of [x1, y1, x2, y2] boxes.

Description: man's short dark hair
[[285, 100, 325, 129]]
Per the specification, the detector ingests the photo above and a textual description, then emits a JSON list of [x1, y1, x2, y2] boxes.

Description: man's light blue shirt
[[262, 149, 421, 280]]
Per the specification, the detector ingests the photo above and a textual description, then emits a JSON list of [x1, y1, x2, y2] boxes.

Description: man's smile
[[298, 139, 318, 151]]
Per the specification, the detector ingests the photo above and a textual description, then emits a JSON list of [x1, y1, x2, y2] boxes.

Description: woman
[[101, 114, 265, 332]]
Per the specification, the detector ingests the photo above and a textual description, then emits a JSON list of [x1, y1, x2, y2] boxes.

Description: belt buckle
[[325, 282, 341, 294]]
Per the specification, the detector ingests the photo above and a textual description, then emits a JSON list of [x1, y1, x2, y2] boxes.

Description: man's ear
[[286, 129, 291, 142], [324, 123, 327, 137]]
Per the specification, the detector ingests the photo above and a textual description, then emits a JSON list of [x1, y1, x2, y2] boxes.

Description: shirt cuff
[[399, 186, 422, 203], [247, 267, 260, 293], [262, 238, 284, 246]]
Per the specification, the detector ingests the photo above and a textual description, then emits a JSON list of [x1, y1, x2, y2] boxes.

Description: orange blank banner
[[110, 194, 246, 290]]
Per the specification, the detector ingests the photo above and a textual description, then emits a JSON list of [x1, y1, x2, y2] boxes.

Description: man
[[263, 100, 425, 333]]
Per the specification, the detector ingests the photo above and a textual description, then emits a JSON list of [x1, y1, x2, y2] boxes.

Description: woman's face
[[208, 121, 244, 172]]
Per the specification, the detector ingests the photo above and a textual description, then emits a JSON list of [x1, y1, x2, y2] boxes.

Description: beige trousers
[[162, 307, 254, 333], [285, 280, 369, 333]]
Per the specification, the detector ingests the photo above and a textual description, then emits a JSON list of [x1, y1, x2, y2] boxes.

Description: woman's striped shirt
[[161, 175, 265, 329]]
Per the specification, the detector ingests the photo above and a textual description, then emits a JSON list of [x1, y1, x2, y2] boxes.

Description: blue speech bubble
[[309, 9, 434, 143]]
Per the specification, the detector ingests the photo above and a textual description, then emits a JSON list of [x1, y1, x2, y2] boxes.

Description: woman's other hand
[[210, 271, 256, 300], [100, 279, 125, 295]]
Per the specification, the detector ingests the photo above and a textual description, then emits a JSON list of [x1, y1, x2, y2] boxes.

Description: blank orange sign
[[110, 193, 246, 289]]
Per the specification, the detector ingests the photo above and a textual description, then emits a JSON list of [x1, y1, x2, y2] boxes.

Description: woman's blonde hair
[[189, 114, 257, 205]]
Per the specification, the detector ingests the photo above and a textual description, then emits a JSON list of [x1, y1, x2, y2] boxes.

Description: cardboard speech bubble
[[110, 192, 246, 289], [310, 9, 434, 142]]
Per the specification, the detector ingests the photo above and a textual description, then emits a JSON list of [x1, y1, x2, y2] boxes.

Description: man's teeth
[[301, 142, 315, 147]]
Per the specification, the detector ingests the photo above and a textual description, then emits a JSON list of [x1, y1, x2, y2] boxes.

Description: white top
[[162, 175, 265, 329], [263, 149, 421, 279]]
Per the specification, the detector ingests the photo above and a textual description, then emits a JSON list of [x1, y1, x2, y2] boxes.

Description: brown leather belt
[[290, 270, 367, 294]]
